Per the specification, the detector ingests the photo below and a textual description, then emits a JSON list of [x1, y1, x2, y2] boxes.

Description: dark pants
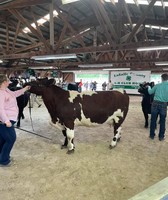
[[150, 101, 167, 139], [0, 121, 16, 165]]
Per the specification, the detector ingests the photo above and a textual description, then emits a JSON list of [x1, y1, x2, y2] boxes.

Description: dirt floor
[[1, 95, 168, 200]]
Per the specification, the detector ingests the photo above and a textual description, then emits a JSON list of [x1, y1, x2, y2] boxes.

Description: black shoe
[[149, 135, 155, 140], [159, 137, 165, 141], [0, 160, 11, 167]]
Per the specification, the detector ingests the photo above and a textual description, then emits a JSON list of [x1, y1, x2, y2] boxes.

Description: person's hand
[[24, 86, 31, 91], [147, 85, 151, 90], [5, 121, 12, 127]]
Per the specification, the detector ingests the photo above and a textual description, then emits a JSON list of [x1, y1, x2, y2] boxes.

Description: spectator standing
[[84, 81, 89, 91], [78, 79, 83, 93], [92, 81, 97, 91], [107, 80, 113, 90], [89, 81, 93, 90], [148, 73, 168, 141], [102, 81, 107, 91]]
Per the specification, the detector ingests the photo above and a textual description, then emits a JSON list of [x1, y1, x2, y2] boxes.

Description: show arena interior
[[1, 0, 168, 200]]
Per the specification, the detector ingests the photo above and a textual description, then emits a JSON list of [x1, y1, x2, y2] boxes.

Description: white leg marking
[[106, 109, 123, 125], [111, 127, 122, 147], [66, 128, 74, 151]]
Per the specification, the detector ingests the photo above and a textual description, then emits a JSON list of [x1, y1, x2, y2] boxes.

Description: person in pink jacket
[[0, 74, 30, 166]]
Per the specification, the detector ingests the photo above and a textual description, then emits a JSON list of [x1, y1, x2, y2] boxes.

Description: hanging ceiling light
[[78, 63, 113, 68], [31, 54, 77, 60], [103, 68, 130, 71], [29, 66, 56, 69], [137, 46, 168, 51], [155, 62, 168, 66]]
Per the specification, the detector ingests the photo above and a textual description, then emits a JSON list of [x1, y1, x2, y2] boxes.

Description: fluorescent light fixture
[[29, 66, 55, 69], [105, 0, 168, 7], [78, 63, 113, 68], [137, 46, 168, 51], [163, 68, 168, 71], [103, 68, 131, 71], [61, 70, 79, 72], [62, 0, 79, 4], [63, 0, 168, 7], [31, 54, 77, 60], [155, 62, 168, 66], [0, 60, 3, 63]]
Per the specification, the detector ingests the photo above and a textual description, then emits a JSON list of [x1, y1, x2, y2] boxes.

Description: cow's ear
[[46, 79, 56, 86]]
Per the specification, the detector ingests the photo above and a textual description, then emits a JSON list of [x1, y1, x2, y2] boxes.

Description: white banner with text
[[110, 71, 151, 94]]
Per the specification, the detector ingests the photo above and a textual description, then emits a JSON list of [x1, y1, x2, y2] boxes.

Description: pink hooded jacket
[[0, 88, 26, 123]]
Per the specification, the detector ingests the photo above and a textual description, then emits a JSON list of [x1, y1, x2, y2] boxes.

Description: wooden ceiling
[[0, 0, 168, 72]]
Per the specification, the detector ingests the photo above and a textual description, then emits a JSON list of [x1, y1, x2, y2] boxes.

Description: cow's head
[[138, 81, 155, 94], [24, 78, 56, 95]]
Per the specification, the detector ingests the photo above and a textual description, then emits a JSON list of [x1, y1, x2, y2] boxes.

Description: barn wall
[[62, 72, 74, 82]]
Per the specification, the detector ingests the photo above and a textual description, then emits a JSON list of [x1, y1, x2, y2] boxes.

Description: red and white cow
[[27, 79, 129, 154]]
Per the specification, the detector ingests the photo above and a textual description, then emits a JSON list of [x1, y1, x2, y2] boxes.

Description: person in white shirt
[[107, 80, 113, 90]]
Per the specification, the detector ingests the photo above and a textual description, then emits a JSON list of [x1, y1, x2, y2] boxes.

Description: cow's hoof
[[109, 145, 115, 149], [67, 149, 75, 154], [61, 145, 67, 149]]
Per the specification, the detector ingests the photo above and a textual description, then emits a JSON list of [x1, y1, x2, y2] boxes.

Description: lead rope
[[28, 94, 35, 132]]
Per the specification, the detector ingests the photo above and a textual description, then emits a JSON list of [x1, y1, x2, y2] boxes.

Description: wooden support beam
[[8, 8, 50, 51], [122, 0, 138, 42], [1, 40, 168, 60], [96, 0, 118, 41], [12, 20, 21, 51], [54, 4, 86, 48], [0, 0, 52, 10], [88, 0, 114, 45], [49, 0, 54, 49], [6, 22, 9, 52], [126, 0, 157, 42]]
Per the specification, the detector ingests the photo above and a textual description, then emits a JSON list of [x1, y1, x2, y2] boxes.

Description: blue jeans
[[150, 101, 167, 139], [0, 121, 16, 165]]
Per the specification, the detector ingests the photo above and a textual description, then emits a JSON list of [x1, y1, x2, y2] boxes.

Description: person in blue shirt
[[148, 73, 168, 141]]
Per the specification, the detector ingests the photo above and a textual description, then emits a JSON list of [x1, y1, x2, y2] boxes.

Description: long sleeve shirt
[[148, 81, 168, 102], [0, 88, 26, 123]]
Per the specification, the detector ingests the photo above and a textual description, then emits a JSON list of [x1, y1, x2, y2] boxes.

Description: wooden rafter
[[8, 8, 50, 51], [0, 0, 52, 10], [116, 0, 122, 40], [126, 0, 157, 42], [55, 23, 68, 50], [0, 0, 167, 72], [122, 0, 138, 42], [54, 4, 86, 48], [96, 0, 118, 41], [12, 20, 21, 51], [87, 0, 114, 45], [6, 22, 9, 52]]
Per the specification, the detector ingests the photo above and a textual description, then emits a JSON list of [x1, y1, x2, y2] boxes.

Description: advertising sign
[[110, 71, 151, 94]]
